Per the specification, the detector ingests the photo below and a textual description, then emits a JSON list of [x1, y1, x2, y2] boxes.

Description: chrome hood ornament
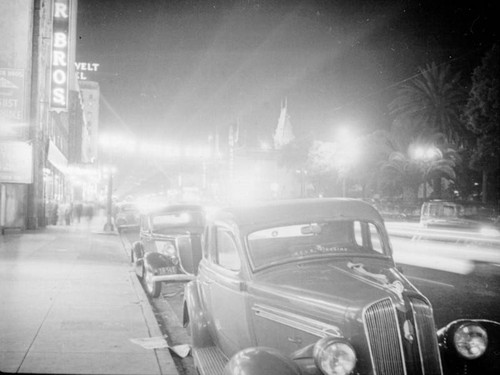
[[347, 262, 406, 303]]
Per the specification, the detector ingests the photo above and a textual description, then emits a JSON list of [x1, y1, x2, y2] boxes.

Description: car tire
[[131, 249, 144, 280], [144, 266, 161, 298]]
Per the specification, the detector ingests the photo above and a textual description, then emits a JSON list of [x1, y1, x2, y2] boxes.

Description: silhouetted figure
[[64, 202, 73, 225], [51, 201, 58, 225], [74, 202, 83, 223], [84, 203, 94, 223]]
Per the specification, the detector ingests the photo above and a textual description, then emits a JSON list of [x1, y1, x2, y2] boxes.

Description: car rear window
[[247, 220, 387, 270], [151, 211, 204, 232]]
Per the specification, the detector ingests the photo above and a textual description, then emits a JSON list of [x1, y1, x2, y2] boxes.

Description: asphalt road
[[118, 223, 500, 372]]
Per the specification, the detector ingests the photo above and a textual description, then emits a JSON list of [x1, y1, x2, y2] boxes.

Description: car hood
[[249, 257, 420, 329]]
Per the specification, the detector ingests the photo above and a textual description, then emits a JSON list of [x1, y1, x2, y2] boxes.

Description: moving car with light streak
[[131, 204, 205, 297], [114, 202, 139, 230], [420, 200, 500, 236], [183, 198, 500, 375]]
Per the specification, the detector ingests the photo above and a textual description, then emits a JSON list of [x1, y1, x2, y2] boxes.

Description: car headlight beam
[[453, 323, 488, 359], [156, 242, 177, 258], [313, 337, 356, 375]]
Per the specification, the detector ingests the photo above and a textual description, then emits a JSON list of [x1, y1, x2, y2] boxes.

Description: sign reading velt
[[50, 0, 70, 111], [0, 142, 33, 183]]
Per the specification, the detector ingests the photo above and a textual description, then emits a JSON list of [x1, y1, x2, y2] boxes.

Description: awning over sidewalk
[[47, 140, 68, 173]]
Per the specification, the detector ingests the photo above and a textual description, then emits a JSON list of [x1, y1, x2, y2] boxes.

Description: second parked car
[[131, 204, 205, 297]]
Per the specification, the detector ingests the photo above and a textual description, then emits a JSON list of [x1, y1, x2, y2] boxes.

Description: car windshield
[[247, 219, 388, 270], [151, 211, 204, 232], [120, 204, 137, 212]]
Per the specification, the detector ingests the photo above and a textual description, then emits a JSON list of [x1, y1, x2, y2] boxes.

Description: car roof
[[141, 204, 204, 216], [423, 200, 498, 210], [210, 198, 383, 230]]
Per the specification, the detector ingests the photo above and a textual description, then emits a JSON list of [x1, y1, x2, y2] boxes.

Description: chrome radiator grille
[[410, 298, 443, 375], [364, 298, 406, 375], [364, 298, 443, 375]]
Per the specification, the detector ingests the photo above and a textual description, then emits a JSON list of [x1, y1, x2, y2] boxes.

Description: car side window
[[215, 227, 241, 271], [368, 223, 383, 254], [353, 221, 384, 254], [353, 220, 363, 246]]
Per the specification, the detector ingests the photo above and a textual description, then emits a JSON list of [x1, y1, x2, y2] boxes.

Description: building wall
[[0, 0, 34, 230], [1, 0, 86, 231]]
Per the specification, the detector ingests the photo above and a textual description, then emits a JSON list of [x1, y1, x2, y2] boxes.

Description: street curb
[[129, 270, 179, 375]]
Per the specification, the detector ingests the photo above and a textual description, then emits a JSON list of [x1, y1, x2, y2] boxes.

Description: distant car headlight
[[453, 323, 488, 359], [313, 337, 356, 375]]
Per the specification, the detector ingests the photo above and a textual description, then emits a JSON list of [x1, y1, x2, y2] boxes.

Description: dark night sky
[[76, 0, 497, 145]]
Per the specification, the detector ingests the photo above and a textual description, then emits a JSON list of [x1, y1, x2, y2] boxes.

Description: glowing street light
[[334, 126, 360, 197], [413, 146, 440, 161], [411, 145, 441, 199]]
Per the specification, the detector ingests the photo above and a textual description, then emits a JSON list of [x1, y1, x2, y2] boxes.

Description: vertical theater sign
[[50, 0, 70, 111]]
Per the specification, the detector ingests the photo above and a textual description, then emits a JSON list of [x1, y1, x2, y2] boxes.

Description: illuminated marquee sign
[[50, 0, 70, 111], [75, 62, 100, 81]]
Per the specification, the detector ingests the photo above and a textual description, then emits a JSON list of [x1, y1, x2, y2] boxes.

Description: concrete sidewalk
[[0, 215, 178, 374]]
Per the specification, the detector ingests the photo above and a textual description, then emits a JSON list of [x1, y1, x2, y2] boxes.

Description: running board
[[193, 346, 227, 375]]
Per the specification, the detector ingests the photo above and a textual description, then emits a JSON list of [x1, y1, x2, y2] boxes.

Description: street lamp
[[99, 132, 125, 232], [334, 127, 360, 197], [101, 165, 117, 232], [412, 145, 441, 199]]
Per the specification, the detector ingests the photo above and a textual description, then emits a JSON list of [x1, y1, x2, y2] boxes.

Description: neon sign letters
[[50, 0, 70, 111], [75, 62, 100, 80]]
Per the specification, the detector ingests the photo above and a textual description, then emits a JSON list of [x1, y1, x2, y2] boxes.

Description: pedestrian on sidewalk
[[64, 202, 73, 225], [74, 201, 83, 223], [57, 202, 66, 225], [49, 200, 58, 225], [84, 202, 95, 223]]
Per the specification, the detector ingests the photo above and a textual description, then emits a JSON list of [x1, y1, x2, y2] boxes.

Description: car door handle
[[288, 337, 302, 345]]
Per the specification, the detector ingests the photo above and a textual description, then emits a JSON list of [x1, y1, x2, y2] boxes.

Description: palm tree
[[380, 151, 423, 202], [389, 62, 468, 145], [379, 139, 457, 202], [277, 135, 314, 197]]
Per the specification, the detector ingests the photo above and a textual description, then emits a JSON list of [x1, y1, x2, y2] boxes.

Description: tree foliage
[[463, 44, 500, 173], [276, 134, 313, 171], [389, 62, 468, 145]]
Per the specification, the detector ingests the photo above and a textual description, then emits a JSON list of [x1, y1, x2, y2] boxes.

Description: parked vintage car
[[183, 198, 499, 375], [114, 202, 140, 230], [131, 204, 205, 297]]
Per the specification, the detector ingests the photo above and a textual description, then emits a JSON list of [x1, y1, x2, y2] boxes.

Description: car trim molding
[[252, 303, 343, 338]]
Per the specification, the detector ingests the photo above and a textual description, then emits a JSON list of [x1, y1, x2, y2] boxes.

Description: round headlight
[[160, 242, 177, 257], [453, 323, 488, 359], [313, 338, 356, 375]]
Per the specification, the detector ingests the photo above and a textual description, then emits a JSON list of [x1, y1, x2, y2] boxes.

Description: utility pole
[[103, 168, 114, 232]]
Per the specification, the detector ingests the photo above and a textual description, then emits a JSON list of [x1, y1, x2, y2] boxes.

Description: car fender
[[224, 347, 301, 375], [143, 251, 176, 271], [183, 280, 212, 348], [131, 242, 145, 278], [131, 241, 144, 262]]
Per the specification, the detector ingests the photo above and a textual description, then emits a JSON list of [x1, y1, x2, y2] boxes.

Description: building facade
[[0, 0, 96, 231]]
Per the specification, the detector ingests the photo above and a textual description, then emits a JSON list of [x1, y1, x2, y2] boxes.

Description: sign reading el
[[50, 0, 70, 111]]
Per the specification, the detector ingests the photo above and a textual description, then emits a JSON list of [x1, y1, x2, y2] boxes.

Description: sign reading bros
[[50, 0, 70, 111]]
